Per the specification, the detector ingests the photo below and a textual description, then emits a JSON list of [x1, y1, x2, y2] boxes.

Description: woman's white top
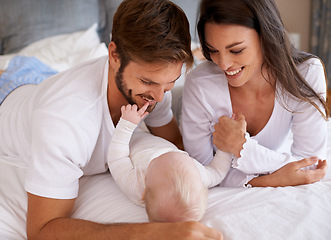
[[181, 58, 327, 187]]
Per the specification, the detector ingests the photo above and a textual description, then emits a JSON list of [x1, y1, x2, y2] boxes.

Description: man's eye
[[141, 80, 152, 85]]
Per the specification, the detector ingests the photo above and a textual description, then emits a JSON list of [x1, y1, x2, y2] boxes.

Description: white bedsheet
[[1, 26, 331, 240], [1, 159, 330, 240], [76, 175, 331, 240]]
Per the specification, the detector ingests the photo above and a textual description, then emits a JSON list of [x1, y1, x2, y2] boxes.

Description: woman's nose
[[217, 53, 232, 71]]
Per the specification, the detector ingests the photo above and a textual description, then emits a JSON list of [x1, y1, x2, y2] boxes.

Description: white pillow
[[0, 24, 108, 72]]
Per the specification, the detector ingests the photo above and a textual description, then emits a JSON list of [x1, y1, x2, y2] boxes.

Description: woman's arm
[[181, 68, 224, 165], [248, 157, 328, 187]]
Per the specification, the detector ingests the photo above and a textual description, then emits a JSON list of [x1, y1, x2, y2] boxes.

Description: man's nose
[[152, 85, 166, 102]]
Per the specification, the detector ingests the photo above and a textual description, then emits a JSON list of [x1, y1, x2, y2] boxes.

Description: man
[[0, 0, 223, 239]]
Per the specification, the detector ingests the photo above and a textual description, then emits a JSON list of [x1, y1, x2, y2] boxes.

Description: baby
[[108, 103, 232, 222]]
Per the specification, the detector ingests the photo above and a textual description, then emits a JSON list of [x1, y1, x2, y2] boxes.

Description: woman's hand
[[213, 113, 247, 157], [248, 157, 328, 187]]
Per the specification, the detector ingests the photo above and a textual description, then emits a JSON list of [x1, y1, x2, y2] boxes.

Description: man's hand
[[144, 221, 223, 240], [213, 113, 247, 157]]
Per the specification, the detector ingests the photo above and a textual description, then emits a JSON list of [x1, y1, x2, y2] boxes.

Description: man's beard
[[115, 66, 156, 113]]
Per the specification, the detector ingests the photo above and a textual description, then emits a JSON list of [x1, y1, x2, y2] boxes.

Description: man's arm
[[27, 193, 223, 240], [147, 116, 184, 150]]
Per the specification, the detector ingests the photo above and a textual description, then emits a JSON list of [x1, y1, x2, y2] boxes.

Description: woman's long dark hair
[[197, 0, 329, 119]]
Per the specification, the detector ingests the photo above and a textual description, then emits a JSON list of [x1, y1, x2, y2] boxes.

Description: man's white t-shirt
[[0, 56, 173, 199]]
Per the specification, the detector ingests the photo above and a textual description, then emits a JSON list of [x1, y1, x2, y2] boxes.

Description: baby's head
[[143, 151, 207, 222]]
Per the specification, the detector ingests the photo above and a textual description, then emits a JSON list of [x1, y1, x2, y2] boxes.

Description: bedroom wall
[[275, 0, 311, 52], [172, 0, 200, 42], [175, 0, 312, 53]]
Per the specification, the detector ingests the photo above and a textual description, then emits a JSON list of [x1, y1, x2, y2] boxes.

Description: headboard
[[0, 0, 121, 55], [0, 0, 200, 55]]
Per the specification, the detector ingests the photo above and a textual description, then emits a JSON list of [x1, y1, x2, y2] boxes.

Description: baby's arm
[[107, 103, 149, 205], [194, 150, 232, 188], [195, 113, 240, 188]]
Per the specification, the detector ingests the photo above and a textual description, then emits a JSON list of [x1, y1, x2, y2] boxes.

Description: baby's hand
[[121, 103, 149, 125]]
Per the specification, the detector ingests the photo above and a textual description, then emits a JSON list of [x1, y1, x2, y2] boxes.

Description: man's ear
[[108, 41, 121, 69]]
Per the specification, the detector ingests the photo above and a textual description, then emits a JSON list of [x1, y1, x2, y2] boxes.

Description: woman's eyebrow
[[205, 41, 244, 49], [226, 41, 244, 49]]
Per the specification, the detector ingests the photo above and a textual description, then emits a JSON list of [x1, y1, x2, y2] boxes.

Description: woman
[[181, 0, 328, 187]]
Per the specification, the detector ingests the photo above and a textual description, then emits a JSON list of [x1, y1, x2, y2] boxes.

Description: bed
[[1, 1, 331, 239]]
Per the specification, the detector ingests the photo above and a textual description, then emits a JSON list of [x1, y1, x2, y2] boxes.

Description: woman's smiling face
[[204, 23, 265, 88]]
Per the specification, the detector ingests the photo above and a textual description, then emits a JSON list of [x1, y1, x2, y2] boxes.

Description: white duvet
[[0, 25, 331, 240]]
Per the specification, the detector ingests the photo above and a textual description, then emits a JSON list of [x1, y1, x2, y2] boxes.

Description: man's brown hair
[[112, 0, 194, 69]]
